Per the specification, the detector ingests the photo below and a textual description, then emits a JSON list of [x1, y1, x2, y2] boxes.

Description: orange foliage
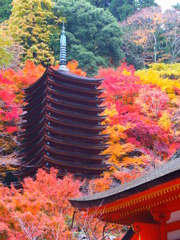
[[53, 60, 86, 77], [67, 60, 87, 76], [0, 169, 123, 239], [0, 168, 82, 239], [88, 172, 112, 194]]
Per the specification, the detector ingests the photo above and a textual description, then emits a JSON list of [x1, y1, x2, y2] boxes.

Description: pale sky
[[155, 0, 179, 11]]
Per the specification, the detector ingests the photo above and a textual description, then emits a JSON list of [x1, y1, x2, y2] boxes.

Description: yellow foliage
[[148, 63, 180, 80], [103, 124, 128, 142], [101, 107, 118, 125], [122, 69, 131, 76], [8, 0, 60, 65], [123, 156, 143, 166], [122, 143, 135, 153], [103, 124, 139, 170], [0, 28, 13, 68], [158, 111, 172, 131], [136, 63, 180, 101]]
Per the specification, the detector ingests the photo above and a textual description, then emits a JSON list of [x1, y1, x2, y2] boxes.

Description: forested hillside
[[0, 0, 179, 73]]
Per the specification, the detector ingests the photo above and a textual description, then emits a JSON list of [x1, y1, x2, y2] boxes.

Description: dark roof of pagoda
[[70, 153, 180, 208], [51, 68, 104, 83], [25, 68, 104, 93]]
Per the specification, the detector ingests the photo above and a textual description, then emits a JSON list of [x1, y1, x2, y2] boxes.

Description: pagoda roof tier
[[18, 156, 44, 169], [19, 131, 44, 149], [20, 134, 44, 150], [18, 147, 44, 164], [24, 82, 47, 100], [46, 114, 107, 131], [47, 95, 106, 113], [48, 77, 104, 95], [19, 124, 45, 138], [47, 104, 106, 122], [23, 68, 103, 95], [46, 146, 103, 157], [23, 106, 45, 118], [19, 139, 44, 157], [46, 115, 107, 132], [50, 68, 103, 86], [20, 118, 45, 132], [47, 105, 104, 119], [45, 145, 109, 162], [46, 124, 109, 141], [24, 93, 46, 104], [44, 155, 108, 171], [22, 91, 47, 110], [45, 135, 108, 151], [20, 109, 46, 126], [18, 147, 44, 162], [14, 164, 43, 178], [48, 84, 102, 101], [46, 117, 106, 135], [70, 155, 180, 224], [20, 100, 46, 118], [19, 129, 44, 142], [21, 131, 45, 147], [48, 88, 105, 105], [24, 69, 48, 93]]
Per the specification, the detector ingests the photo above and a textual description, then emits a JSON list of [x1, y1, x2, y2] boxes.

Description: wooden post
[[151, 211, 170, 240]]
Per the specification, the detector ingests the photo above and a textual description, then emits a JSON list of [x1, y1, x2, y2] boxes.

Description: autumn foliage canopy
[[100, 63, 180, 182]]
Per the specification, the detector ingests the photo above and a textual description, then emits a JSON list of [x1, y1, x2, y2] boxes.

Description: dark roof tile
[[70, 154, 180, 208]]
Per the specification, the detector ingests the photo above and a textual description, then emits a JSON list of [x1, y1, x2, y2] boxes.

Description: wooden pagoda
[[15, 24, 109, 179], [70, 151, 180, 240]]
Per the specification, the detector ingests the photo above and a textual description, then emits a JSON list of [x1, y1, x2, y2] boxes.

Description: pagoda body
[[70, 151, 180, 240], [16, 68, 109, 179]]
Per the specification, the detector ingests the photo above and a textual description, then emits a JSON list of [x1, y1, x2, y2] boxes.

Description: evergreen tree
[[53, 0, 123, 75], [109, 0, 135, 21], [8, 0, 59, 66], [0, 0, 12, 23], [173, 3, 180, 10], [135, 0, 157, 9], [88, 0, 112, 8], [108, 0, 157, 21]]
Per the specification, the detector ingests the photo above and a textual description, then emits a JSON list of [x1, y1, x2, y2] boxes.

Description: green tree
[[172, 3, 180, 10], [109, 0, 157, 21], [0, 0, 12, 23], [88, 0, 112, 8], [135, 0, 157, 9], [8, 0, 59, 66], [53, 0, 123, 75], [109, 0, 135, 21]]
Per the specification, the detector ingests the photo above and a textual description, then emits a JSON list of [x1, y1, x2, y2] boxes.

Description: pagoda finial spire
[[59, 21, 69, 71]]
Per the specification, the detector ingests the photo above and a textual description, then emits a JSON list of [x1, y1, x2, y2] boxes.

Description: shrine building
[[70, 152, 180, 240], [15, 23, 109, 179]]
